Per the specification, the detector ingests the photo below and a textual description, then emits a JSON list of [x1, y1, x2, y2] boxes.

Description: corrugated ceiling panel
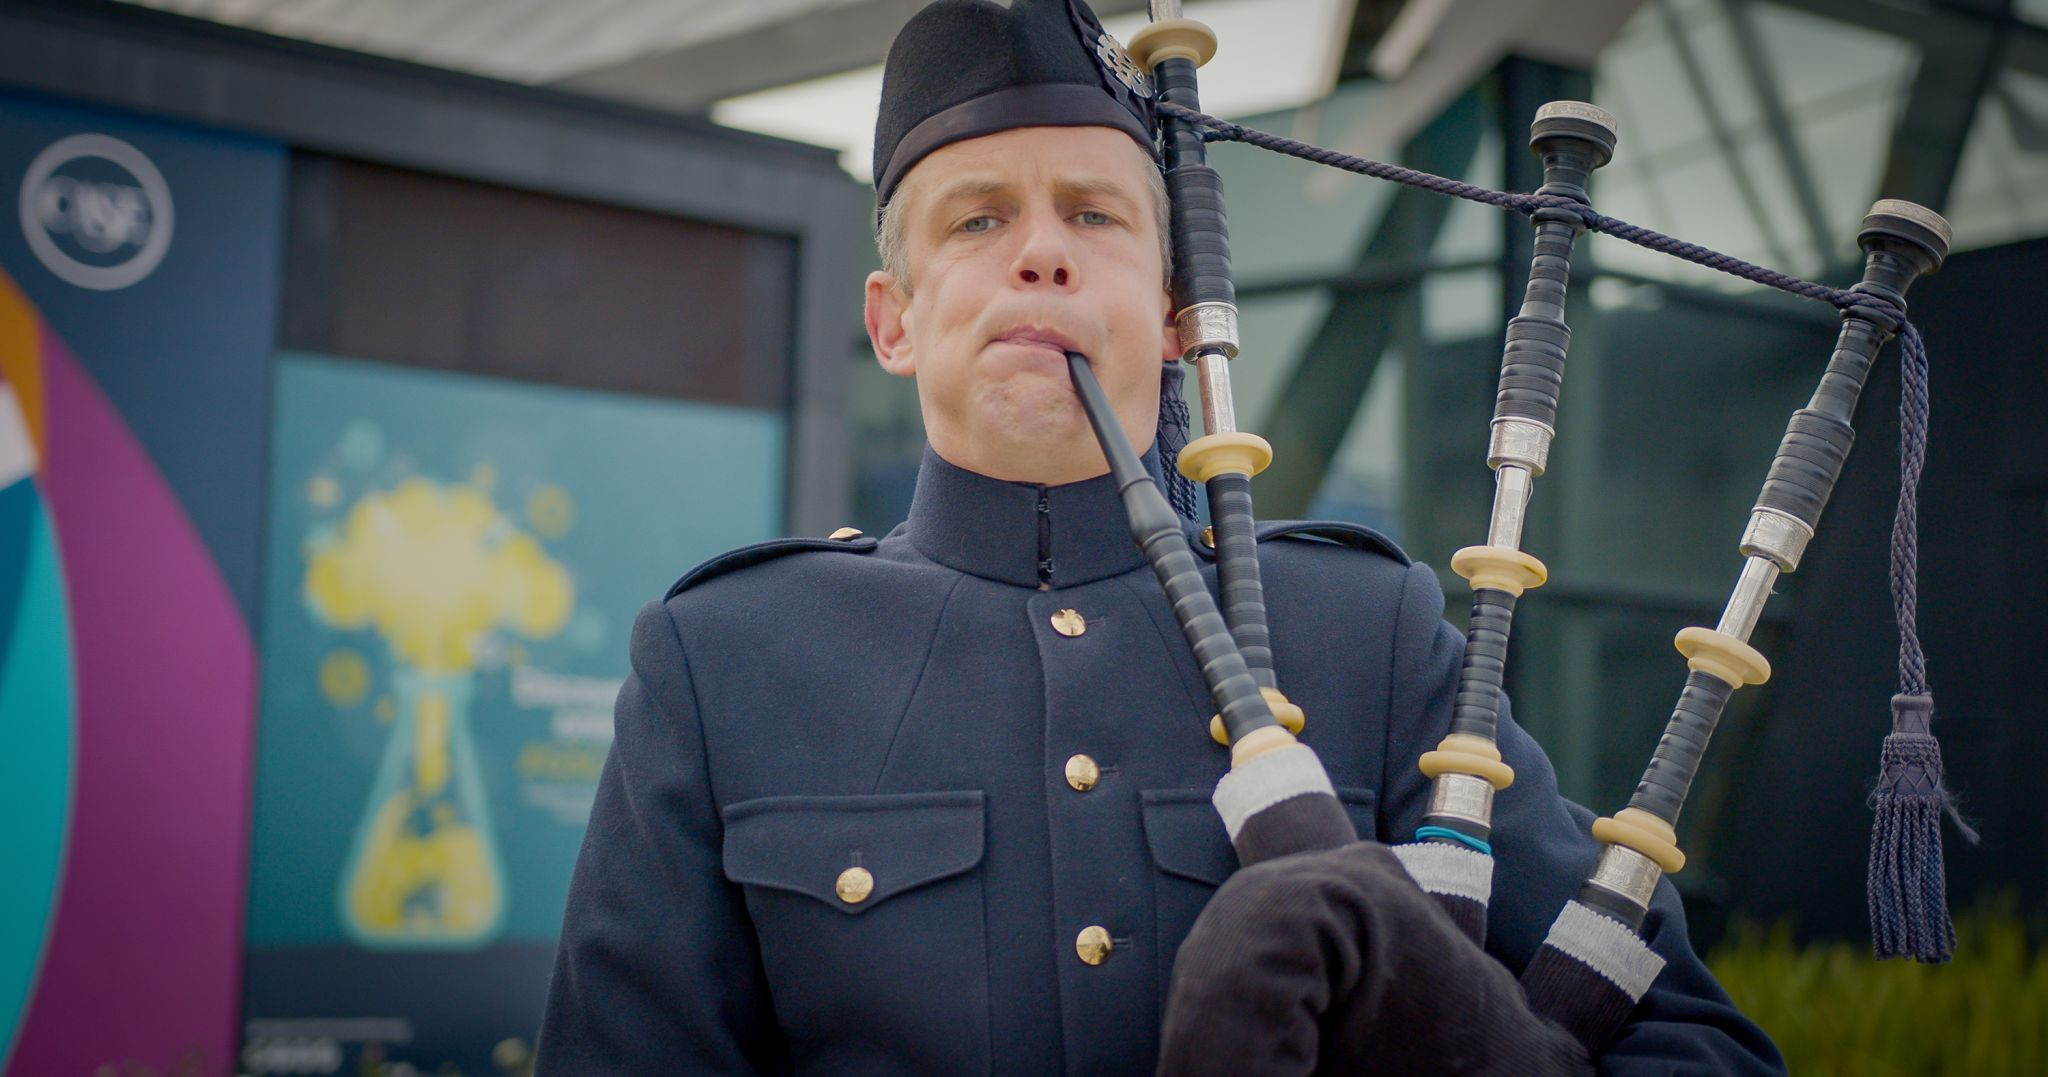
[[124, 0, 866, 83]]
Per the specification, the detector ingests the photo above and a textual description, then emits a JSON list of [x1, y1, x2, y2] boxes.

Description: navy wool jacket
[[538, 449, 1783, 1075]]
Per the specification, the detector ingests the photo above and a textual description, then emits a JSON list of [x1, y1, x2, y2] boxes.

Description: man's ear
[[866, 271, 915, 377]]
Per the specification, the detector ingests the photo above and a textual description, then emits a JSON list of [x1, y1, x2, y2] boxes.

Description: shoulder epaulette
[[1192, 519, 1410, 566], [666, 531, 880, 600]]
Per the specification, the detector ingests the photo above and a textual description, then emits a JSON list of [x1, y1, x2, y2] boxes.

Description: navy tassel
[[1868, 695, 1977, 961], [1867, 325, 1976, 962], [1159, 361, 1200, 521]]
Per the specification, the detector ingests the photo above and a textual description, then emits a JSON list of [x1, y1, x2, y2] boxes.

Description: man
[[537, 1, 1783, 1072]]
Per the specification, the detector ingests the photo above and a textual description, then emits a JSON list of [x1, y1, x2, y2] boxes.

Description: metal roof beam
[[1877, 4, 2009, 217], [1773, 0, 2048, 78], [1721, 0, 1836, 266], [552, 0, 1150, 114]]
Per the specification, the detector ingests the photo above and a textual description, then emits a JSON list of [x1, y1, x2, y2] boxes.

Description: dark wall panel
[[283, 155, 795, 410]]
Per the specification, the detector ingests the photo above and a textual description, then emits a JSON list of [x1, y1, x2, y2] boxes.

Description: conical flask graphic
[[306, 475, 572, 949], [338, 666, 506, 948]]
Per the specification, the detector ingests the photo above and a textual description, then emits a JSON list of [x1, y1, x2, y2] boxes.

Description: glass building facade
[[849, 0, 2048, 942]]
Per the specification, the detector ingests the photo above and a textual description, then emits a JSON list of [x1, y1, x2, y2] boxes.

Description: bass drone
[[1058, 0, 1975, 1064]]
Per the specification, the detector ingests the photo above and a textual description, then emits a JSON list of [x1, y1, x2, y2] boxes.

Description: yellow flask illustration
[[305, 476, 573, 950], [338, 669, 505, 947]]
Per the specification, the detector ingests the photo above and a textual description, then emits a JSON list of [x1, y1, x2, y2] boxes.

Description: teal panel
[[0, 485, 75, 1064], [250, 352, 785, 948]]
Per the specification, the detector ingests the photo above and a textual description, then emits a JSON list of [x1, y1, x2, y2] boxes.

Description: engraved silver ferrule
[[1585, 844, 1662, 911], [1176, 302, 1239, 359], [1149, 0, 1186, 21], [1715, 556, 1781, 642], [1487, 465, 1535, 550], [1195, 351, 1236, 435], [1869, 198, 1954, 250], [1536, 100, 1620, 129], [1487, 417, 1553, 474], [1427, 772, 1497, 828], [1739, 507, 1815, 571]]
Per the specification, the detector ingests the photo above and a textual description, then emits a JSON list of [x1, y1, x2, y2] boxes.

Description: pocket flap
[[723, 791, 985, 916], [1142, 786, 1381, 886], [1141, 790, 1237, 886]]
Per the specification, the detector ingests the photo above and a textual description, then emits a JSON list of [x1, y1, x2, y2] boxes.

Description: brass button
[[1076, 925, 1113, 965], [1050, 609, 1087, 637], [1064, 754, 1101, 792], [829, 526, 864, 540], [835, 866, 873, 904], [1200, 526, 1215, 549]]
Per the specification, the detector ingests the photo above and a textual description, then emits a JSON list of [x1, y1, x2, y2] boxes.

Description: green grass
[[1708, 910, 2048, 1075]]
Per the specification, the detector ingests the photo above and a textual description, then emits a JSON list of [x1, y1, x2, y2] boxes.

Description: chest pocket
[[1141, 786, 1379, 1005], [723, 791, 989, 1075]]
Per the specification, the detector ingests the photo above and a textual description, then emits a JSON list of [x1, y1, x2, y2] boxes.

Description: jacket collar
[[905, 445, 1152, 589]]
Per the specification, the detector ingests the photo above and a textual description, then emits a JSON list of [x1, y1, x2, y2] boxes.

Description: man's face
[[865, 125, 1179, 485]]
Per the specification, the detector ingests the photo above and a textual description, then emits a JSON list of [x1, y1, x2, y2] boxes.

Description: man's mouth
[[990, 327, 1080, 356]]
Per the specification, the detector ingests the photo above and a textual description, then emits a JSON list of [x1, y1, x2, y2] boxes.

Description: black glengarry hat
[[874, 0, 1156, 209]]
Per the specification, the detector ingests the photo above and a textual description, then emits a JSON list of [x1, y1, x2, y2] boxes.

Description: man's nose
[[1011, 212, 1074, 288]]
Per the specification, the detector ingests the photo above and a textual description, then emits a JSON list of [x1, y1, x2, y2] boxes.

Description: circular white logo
[[18, 133, 174, 291]]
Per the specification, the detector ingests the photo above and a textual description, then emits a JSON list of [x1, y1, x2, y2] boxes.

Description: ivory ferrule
[[1176, 302, 1239, 359], [1673, 626, 1771, 689], [1584, 843, 1664, 911], [1177, 432, 1273, 483], [1418, 733, 1515, 789], [1591, 806, 1685, 874], [1128, 17, 1216, 67], [1739, 507, 1814, 571], [1715, 557, 1781, 643], [1449, 545, 1548, 598], [1209, 687, 1305, 745], [1228, 724, 1296, 767], [1427, 772, 1497, 828], [1487, 417, 1554, 473]]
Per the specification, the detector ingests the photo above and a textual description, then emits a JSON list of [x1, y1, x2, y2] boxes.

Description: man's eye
[[960, 216, 997, 234], [1077, 210, 1113, 226]]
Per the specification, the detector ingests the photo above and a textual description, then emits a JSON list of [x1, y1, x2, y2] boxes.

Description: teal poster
[[246, 352, 783, 1067]]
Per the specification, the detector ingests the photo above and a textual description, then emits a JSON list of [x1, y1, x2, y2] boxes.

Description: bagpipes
[[1061, 1, 1976, 1063]]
